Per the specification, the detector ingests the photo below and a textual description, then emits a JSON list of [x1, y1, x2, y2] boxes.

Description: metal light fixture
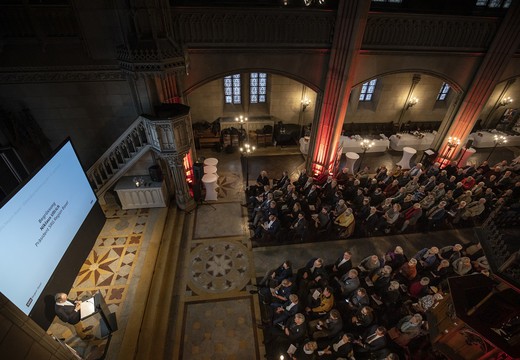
[[357, 138, 375, 172], [235, 115, 248, 145], [499, 96, 513, 107], [235, 115, 248, 123], [240, 143, 256, 187], [486, 134, 507, 161], [406, 97, 419, 109], [447, 136, 461, 148], [301, 98, 311, 112], [444, 136, 461, 164]]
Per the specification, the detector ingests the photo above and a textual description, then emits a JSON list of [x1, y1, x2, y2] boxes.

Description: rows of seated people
[[251, 241, 491, 360], [244, 157, 520, 244]]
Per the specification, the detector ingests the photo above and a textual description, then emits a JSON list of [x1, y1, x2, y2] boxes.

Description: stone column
[[307, 0, 371, 176], [434, 1, 520, 163], [163, 154, 196, 211]]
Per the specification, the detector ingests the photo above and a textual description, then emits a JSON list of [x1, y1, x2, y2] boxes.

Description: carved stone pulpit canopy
[[144, 103, 192, 157]]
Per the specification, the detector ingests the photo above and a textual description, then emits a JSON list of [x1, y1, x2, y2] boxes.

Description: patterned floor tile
[[187, 240, 251, 295], [182, 299, 256, 360], [193, 203, 243, 238], [48, 207, 155, 358]]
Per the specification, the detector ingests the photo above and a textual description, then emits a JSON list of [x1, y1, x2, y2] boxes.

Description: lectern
[[80, 292, 118, 339]]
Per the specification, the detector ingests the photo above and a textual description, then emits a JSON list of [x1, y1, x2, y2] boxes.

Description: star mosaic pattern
[[215, 173, 244, 201], [189, 241, 250, 294], [49, 208, 151, 359]]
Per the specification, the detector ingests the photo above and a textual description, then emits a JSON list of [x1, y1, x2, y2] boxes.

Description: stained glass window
[[437, 83, 450, 101], [359, 79, 377, 101], [250, 72, 267, 103], [224, 74, 241, 104]]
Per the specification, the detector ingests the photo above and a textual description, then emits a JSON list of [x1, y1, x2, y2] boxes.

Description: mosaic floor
[[181, 298, 258, 360], [173, 150, 265, 359], [47, 206, 166, 360]]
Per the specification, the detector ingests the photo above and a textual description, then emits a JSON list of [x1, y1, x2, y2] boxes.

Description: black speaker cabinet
[[192, 179, 202, 202], [193, 162, 204, 181], [148, 165, 163, 182]]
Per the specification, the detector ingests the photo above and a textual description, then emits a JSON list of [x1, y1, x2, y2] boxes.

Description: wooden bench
[[195, 131, 220, 149]]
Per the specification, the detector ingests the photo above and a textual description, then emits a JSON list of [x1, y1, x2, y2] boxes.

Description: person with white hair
[[389, 313, 426, 347], [265, 312, 307, 345], [397, 313, 423, 334], [413, 247, 440, 271], [450, 200, 467, 224], [368, 265, 393, 295], [453, 257, 473, 276], [318, 332, 354, 359], [289, 340, 318, 360], [54, 292, 93, 340], [335, 269, 360, 298], [384, 245, 407, 270], [439, 244, 463, 263], [381, 280, 402, 307], [409, 163, 423, 178], [461, 198, 487, 220]]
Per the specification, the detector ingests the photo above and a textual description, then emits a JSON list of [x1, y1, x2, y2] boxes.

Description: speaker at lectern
[[80, 292, 118, 339]]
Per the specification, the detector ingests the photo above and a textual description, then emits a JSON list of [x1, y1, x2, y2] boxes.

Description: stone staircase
[[86, 116, 152, 205]]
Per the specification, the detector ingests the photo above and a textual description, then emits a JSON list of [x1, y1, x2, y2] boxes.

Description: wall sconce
[[301, 98, 311, 112], [406, 97, 419, 110], [499, 96, 513, 107]]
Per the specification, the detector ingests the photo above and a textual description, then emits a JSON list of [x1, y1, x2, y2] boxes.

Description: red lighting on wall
[[183, 150, 194, 184]]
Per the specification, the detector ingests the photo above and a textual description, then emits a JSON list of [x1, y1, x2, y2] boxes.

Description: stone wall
[[0, 79, 137, 167], [0, 293, 77, 360]]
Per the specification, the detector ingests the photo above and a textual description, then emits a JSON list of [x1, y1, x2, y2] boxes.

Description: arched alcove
[[186, 71, 319, 127], [346, 72, 462, 133], [479, 76, 520, 130]]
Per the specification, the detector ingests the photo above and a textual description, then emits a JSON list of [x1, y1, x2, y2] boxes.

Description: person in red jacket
[[398, 203, 422, 233], [461, 176, 476, 190]]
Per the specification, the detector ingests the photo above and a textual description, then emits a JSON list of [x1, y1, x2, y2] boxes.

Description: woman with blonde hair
[[334, 207, 355, 238]]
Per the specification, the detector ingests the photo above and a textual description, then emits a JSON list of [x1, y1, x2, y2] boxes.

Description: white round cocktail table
[[396, 147, 417, 170], [202, 173, 219, 201], [457, 147, 476, 167], [204, 165, 218, 175], [345, 152, 360, 174], [204, 157, 218, 166]]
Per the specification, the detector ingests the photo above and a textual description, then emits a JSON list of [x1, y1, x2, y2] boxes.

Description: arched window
[[250, 73, 267, 104], [359, 79, 378, 101], [437, 83, 450, 101], [224, 74, 241, 104]]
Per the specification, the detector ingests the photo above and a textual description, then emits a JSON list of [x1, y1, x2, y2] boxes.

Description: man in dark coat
[[54, 292, 93, 340]]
